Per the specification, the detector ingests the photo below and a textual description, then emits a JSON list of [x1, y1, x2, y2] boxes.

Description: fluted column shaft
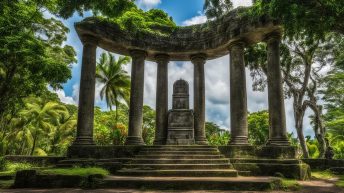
[[73, 35, 98, 146], [229, 41, 249, 145], [125, 50, 147, 145], [191, 54, 208, 145], [266, 33, 290, 146], [154, 54, 170, 145]]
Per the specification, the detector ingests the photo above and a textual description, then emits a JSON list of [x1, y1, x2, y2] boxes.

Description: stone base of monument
[[65, 145, 311, 180]]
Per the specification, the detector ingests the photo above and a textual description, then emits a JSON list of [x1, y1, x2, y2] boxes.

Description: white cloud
[[232, 0, 252, 8], [137, 0, 161, 10], [53, 89, 77, 105], [182, 14, 207, 26]]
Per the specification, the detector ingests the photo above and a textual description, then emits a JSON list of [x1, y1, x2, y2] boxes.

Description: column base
[[260, 145, 297, 159], [218, 145, 255, 158], [125, 136, 145, 145], [153, 138, 166, 145], [229, 136, 249, 145], [266, 137, 290, 146], [195, 137, 208, 145], [72, 136, 95, 146]]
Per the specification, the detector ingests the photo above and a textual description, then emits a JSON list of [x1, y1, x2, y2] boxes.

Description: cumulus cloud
[[137, 0, 161, 10], [50, 88, 77, 105], [232, 0, 252, 8], [182, 14, 207, 26]]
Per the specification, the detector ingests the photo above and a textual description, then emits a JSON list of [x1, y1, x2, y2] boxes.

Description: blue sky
[[53, 0, 315, 137]]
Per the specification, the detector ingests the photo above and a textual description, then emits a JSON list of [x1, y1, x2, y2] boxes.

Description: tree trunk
[[294, 103, 310, 158], [30, 130, 38, 156]]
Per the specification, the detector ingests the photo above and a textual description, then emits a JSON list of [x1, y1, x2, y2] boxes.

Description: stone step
[[58, 158, 131, 164], [116, 169, 238, 177], [143, 145, 215, 148], [130, 158, 230, 164], [101, 176, 281, 190], [122, 163, 232, 170], [230, 158, 302, 164], [140, 148, 219, 152], [138, 151, 221, 155], [135, 154, 225, 159]]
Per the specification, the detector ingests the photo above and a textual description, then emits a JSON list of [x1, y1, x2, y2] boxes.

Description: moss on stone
[[39, 167, 109, 177]]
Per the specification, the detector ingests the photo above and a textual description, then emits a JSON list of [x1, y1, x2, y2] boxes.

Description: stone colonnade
[[72, 32, 290, 147]]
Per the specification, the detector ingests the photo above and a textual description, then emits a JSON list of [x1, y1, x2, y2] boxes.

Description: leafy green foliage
[[103, 7, 176, 36], [250, 0, 344, 38], [203, 0, 233, 19], [0, 1, 76, 117], [39, 167, 109, 177], [53, 0, 136, 19], [247, 111, 269, 145], [142, 105, 156, 145], [205, 122, 230, 146]]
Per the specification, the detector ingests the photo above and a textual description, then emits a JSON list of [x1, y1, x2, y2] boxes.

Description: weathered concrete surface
[[167, 80, 194, 145], [75, 7, 281, 61], [73, 35, 98, 146], [125, 50, 147, 145], [153, 54, 169, 145], [191, 54, 207, 145], [265, 33, 290, 146], [228, 41, 249, 145]]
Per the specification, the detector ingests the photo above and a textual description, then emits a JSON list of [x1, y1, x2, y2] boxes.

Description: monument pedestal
[[166, 79, 195, 145]]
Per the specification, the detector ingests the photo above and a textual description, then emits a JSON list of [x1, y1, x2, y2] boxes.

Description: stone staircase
[[116, 145, 238, 177]]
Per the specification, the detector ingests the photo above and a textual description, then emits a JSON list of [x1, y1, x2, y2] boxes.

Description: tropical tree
[[244, 35, 341, 158], [0, 1, 76, 118], [96, 52, 131, 144], [205, 122, 230, 146], [18, 97, 69, 155], [250, 0, 344, 38], [142, 105, 156, 145], [203, 0, 233, 19], [247, 111, 269, 145]]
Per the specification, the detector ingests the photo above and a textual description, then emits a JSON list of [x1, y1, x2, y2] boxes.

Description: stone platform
[[64, 145, 310, 179], [101, 176, 282, 191], [117, 145, 238, 177]]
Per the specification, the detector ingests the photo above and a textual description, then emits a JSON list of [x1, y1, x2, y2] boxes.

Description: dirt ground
[[1, 178, 343, 193]]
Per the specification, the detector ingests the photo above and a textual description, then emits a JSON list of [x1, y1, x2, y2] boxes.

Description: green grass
[[0, 171, 15, 176], [312, 170, 336, 180], [0, 180, 14, 189], [39, 167, 109, 177], [312, 169, 344, 188], [280, 178, 301, 191], [336, 177, 344, 188]]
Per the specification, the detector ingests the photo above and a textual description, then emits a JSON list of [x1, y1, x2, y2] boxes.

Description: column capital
[[155, 53, 170, 63], [190, 53, 207, 65], [228, 40, 246, 50], [80, 34, 99, 46], [264, 31, 283, 43], [130, 49, 147, 59]]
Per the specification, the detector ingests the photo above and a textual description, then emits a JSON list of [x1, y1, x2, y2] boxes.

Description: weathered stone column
[[228, 41, 249, 145], [154, 54, 169, 145], [125, 50, 147, 145], [191, 54, 208, 145], [73, 35, 98, 146], [265, 32, 290, 146]]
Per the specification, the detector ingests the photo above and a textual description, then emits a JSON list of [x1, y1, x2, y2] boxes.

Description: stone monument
[[166, 79, 195, 145]]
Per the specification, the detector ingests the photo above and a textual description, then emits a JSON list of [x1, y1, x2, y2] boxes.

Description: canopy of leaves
[[100, 7, 176, 36], [247, 110, 269, 145], [53, 0, 176, 36], [203, 0, 233, 19], [0, 1, 76, 116], [250, 0, 344, 38]]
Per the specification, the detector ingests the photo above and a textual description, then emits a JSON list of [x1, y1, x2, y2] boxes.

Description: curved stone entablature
[[75, 7, 281, 61]]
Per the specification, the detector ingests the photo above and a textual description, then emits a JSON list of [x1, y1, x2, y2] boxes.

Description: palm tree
[[96, 52, 131, 144], [19, 97, 69, 155], [203, 0, 233, 19]]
